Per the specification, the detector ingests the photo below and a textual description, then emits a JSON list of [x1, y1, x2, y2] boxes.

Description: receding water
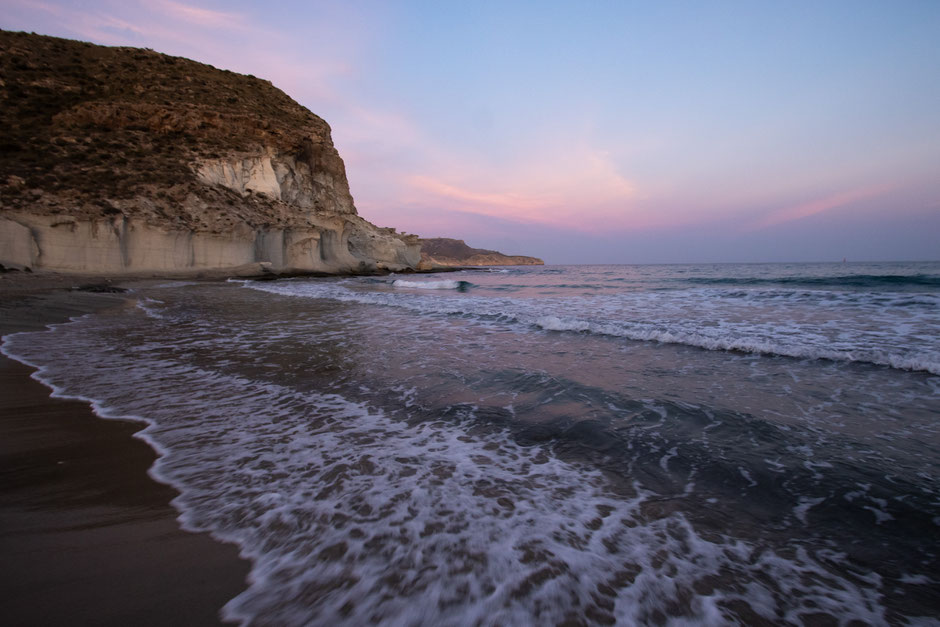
[[4, 262, 939, 625]]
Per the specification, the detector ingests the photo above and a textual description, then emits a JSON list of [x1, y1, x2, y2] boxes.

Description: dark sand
[[0, 273, 249, 626]]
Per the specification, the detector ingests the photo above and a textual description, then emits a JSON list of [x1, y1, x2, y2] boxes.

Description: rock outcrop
[[0, 212, 418, 276], [0, 30, 419, 275], [418, 238, 543, 267]]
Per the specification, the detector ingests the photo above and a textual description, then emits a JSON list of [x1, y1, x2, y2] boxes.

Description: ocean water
[[4, 261, 939, 625]]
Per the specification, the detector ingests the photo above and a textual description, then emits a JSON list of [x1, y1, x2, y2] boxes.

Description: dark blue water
[[4, 262, 938, 625]]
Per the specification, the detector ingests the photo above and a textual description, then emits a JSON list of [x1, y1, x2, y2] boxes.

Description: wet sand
[[0, 273, 249, 625]]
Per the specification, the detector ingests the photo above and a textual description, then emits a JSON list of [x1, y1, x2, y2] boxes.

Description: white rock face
[[197, 155, 282, 200], [0, 212, 420, 275], [196, 152, 356, 215]]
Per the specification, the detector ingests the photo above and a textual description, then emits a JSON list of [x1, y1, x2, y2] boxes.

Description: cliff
[[419, 238, 543, 267], [0, 30, 419, 275]]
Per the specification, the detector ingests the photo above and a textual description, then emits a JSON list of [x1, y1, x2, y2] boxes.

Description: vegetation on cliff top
[[0, 30, 350, 228]]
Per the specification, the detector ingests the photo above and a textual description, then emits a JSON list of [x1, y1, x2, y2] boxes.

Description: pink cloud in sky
[[358, 140, 649, 234], [749, 183, 894, 231], [156, 0, 249, 31], [407, 176, 546, 212]]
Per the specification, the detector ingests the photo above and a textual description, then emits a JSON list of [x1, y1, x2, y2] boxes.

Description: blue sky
[[4, 0, 939, 262]]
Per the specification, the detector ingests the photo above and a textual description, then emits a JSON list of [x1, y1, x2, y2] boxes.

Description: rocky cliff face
[[418, 238, 543, 267], [0, 30, 419, 275]]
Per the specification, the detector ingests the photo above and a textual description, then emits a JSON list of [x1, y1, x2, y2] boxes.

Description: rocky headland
[[419, 237, 543, 267], [0, 30, 419, 276]]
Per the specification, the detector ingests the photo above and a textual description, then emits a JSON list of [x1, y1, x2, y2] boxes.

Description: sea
[[3, 261, 939, 625]]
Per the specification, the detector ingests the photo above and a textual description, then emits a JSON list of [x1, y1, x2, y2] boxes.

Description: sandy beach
[[0, 272, 249, 626]]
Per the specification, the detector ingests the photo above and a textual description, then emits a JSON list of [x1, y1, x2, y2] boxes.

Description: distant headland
[[418, 238, 543, 268]]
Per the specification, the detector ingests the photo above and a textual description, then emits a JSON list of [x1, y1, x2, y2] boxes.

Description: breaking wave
[[533, 315, 940, 375], [392, 279, 472, 291]]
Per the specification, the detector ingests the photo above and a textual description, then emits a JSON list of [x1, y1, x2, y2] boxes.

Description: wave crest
[[392, 279, 471, 291]]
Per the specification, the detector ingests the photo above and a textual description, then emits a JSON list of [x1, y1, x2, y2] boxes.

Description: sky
[[4, 0, 939, 263]]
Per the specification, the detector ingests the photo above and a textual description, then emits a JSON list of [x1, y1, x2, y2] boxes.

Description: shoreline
[[0, 273, 250, 625]]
